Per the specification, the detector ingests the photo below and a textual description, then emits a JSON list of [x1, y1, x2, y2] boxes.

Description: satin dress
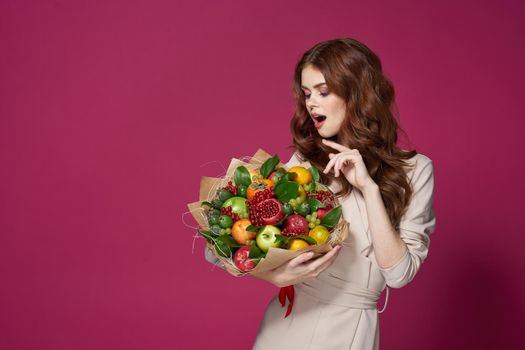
[[205, 151, 437, 350]]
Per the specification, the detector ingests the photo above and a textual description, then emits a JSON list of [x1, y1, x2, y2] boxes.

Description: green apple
[[221, 196, 248, 218], [256, 225, 283, 252]]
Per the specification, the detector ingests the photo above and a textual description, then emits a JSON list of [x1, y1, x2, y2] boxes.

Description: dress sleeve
[[378, 158, 437, 288]]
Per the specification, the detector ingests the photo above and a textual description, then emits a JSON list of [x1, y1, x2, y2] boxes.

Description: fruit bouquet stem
[[187, 148, 349, 277]]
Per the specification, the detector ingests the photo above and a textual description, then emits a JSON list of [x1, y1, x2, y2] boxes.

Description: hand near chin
[[321, 139, 376, 193]]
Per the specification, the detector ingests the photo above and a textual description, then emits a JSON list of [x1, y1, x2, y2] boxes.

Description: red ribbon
[[278, 285, 295, 318]]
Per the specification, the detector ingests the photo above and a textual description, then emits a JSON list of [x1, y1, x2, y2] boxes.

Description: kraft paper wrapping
[[187, 148, 349, 277]]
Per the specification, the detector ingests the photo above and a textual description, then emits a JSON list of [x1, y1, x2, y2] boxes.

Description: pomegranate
[[254, 198, 284, 225], [247, 189, 277, 226], [307, 190, 335, 209], [233, 246, 257, 272], [282, 214, 309, 237]]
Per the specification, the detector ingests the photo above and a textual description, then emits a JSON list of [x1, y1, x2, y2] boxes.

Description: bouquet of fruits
[[186, 149, 348, 276]]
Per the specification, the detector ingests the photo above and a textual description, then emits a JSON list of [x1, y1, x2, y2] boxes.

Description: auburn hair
[[288, 38, 418, 230]]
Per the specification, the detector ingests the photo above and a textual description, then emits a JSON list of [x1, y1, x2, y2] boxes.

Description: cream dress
[[205, 151, 437, 350]]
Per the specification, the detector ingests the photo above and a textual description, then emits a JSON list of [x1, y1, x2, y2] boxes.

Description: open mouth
[[313, 115, 327, 122], [312, 115, 327, 128]]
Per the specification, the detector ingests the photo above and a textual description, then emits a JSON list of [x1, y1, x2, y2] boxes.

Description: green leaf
[[274, 235, 288, 247], [209, 225, 221, 237], [274, 215, 287, 227], [307, 198, 324, 212], [217, 235, 242, 248], [215, 239, 232, 258], [217, 189, 233, 202], [287, 171, 298, 182], [303, 182, 316, 192], [260, 155, 280, 179], [201, 201, 212, 207], [274, 181, 299, 203], [246, 225, 260, 232], [275, 168, 286, 177], [197, 230, 214, 242], [276, 172, 295, 187], [249, 241, 265, 259], [234, 166, 252, 187], [320, 206, 342, 228], [293, 235, 317, 245], [309, 166, 320, 183]]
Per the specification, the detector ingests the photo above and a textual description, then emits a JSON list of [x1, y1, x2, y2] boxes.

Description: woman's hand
[[251, 245, 342, 287], [322, 139, 376, 193]]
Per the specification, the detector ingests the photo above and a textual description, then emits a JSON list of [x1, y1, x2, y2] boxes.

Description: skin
[[301, 64, 347, 138], [253, 65, 407, 288], [322, 139, 408, 269]]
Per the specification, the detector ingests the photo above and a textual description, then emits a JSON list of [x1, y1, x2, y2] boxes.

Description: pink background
[[1, 0, 523, 349]]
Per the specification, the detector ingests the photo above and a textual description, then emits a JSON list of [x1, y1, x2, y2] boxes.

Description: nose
[[306, 94, 319, 111]]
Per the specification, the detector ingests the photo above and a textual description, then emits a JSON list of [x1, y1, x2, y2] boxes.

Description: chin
[[318, 128, 337, 138]]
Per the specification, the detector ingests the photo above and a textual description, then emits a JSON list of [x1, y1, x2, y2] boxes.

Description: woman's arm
[[320, 139, 436, 288], [362, 183, 408, 269], [364, 158, 436, 288]]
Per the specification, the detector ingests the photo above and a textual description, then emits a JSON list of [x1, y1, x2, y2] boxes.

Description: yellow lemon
[[287, 238, 310, 250], [288, 166, 312, 185], [309, 225, 330, 245]]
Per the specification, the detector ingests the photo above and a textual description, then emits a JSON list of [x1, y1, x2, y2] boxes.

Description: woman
[[206, 37, 436, 349]]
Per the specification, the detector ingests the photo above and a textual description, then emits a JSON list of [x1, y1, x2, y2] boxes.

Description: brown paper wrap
[[187, 148, 349, 277]]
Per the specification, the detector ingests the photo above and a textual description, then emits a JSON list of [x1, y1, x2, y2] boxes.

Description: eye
[[303, 91, 329, 99]]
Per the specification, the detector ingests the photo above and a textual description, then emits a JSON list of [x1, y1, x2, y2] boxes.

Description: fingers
[[325, 153, 356, 176], [322, 139, 350, 152], [335, 156, 354, 177], [334, 157, 343, 177], [288, 251, 315, 268], [313, 247, 342, 275], [277, 247, 342, 286], [307, 245, 341, 272], [323, 155, 337, 174]]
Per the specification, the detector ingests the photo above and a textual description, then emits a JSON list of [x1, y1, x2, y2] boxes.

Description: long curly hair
[[288, 38, 418, 230]]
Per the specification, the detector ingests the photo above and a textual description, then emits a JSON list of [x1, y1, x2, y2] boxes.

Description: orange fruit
[[287, 238, 310, 250], [231, 219, 255, 244], [246, 179, 274, 200], [288, 166, 312, 185], [309, 225, 330, 245]]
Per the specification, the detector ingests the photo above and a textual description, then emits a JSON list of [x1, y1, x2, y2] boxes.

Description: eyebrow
[[301, 82, 327, 90]]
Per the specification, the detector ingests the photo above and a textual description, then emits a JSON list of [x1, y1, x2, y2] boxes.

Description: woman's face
[[301, 64, 347, 138]]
